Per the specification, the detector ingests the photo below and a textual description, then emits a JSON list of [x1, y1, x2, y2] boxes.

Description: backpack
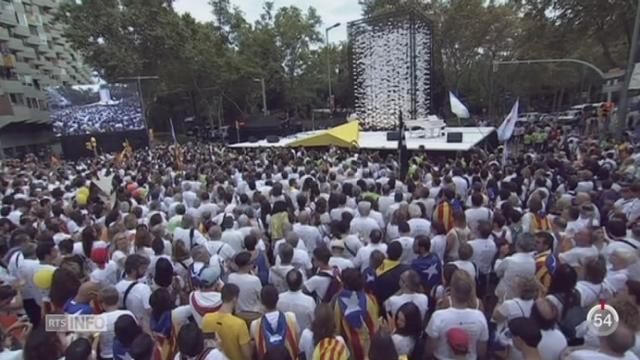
[[316, 268, 342, 303], [188, 263, 208, 290], [257, 312, 297, 357], [552, 291, 588, 345], [451, 198, 464, 213]]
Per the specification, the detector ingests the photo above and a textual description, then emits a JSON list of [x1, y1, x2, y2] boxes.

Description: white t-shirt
[[99, 309, 136, 358], [227, 273, 262, 313], [298, 330, 347, 360], [353, 243, 388, 270], [115, 279, 152, 322], [392, 236, 416, 265], [559, 245, 599, 267], [426, 307, 489, 360], [328, 256, 355, 271], [566, 349, 639, 360], [173, 348, 229, 360], [304, 270, 333, 301], [468, 238, 497, 275], [173, 227, 207, 249], [385, 293, 429, 319], [465, 207, 493, 237], [408, 218, 431, 238], [538, 328, 568, 360], [495, 298, 533, 322], [392, 334, 416, 357], [575, 281, 607, 307], [277, 290, 316, 332], [451, 260, 477, 279], [430, 235, 447, 262]]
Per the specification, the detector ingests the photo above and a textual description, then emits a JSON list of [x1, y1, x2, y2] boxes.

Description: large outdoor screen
[[48, 83, 144, 137]]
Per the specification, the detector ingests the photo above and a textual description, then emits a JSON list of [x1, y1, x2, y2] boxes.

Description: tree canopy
[[58, 0, 635, 129]]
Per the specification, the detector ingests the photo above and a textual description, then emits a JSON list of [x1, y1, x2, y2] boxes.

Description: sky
[[173, 0, 363, 43]]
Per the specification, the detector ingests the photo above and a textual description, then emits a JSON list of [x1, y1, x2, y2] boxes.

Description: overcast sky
[[173, 0, 362, 43]]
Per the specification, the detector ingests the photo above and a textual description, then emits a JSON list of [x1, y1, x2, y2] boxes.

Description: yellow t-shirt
[[202, 312, 251, 360]]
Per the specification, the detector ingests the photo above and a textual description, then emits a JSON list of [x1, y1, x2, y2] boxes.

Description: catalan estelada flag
[[532, 213, 551, 232], [312, 337, 350, 360], [434, 200, 454, 232], [255, 311, 299, 360], [334, 290, 378, 360]]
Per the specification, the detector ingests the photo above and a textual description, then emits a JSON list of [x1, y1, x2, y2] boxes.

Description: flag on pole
[[449, 91, 470, 118], [169, 118, 177, 144], [497, 99, 519, 143]]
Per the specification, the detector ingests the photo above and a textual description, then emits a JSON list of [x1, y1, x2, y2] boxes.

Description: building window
[[38, 99, 47, 110], [29, 26, 38, 36]]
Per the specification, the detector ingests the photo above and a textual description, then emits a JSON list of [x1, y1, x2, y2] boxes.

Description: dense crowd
[[0, 122, 638, 360], [51, 101, 144, 137]]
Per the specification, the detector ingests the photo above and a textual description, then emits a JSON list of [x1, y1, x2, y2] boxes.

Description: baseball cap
[[199, 265, 221, 288], [446, 328, 470, 355], [91, 247, 109, 269]]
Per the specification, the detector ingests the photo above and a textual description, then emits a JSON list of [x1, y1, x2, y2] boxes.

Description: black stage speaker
[[386, 131, 401, 141], [266, 135, 280, 143], [447, 132, 463, 143]]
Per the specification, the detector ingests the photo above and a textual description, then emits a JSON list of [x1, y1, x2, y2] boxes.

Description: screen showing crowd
[[47, 83, 144, 137]]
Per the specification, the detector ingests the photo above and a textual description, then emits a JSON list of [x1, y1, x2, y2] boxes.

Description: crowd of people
[[0, 122, 637, 360], [51, 100, 144, 137]]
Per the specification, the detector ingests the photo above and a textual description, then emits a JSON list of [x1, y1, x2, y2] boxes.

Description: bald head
[[603, 324, 636, 355], [208, 225, 222, 241]]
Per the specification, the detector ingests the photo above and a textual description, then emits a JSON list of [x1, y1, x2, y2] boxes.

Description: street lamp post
[[253, 78, 268, 116], [325, 22, 341, 111]]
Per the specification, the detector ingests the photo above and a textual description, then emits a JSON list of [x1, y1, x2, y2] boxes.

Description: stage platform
[[230, 127, 496, 152]]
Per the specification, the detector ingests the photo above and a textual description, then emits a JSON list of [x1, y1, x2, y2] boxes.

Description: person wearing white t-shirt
[[450, 243, 477, 280], [303, 247, 335, 303], [468, 221, 497, 280], [205, 225, 236, 263], [495, 234, 536, 301], [350, 202, 381, 242], [426, 271, 489, 360], [506, 317, 545, 360], [566, 324, 639, 360], [277, 269, 315, 332], [384, 270, 429, 321], [407, 204, 431, 238], [575, 256, 609, 308], [293, 211, 323, 254], [559, 229, 599, 268], [393, 221, 416, 265], [173, 215, 207, 250], [97, 286, 137, 360], [270, 244, 297, 293], [353, 229, 387, 271], [465, 194, 493, 238], [227, 251, 262, 315], [328, 240, 355, 271], [115, 254, 152, 327]]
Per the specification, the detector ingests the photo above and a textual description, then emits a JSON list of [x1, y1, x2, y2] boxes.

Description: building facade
[[0, 0, 92, 158]]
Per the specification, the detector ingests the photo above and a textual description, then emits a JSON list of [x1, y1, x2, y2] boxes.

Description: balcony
[[29, 109, 49, 124], [18, 48, 37, 59], [0, 10, 17, 27], [14, 62, 35, 75], [0, 27, 9, 41], [7, 38, 25, 52], [52, 44, 64, 54], [33, 0, 56, 10], [12, 26, 31, 38], [26, 14, 42, 26], [0, 79, 24, 93], [25, 35, 43, 46], [12, 105, 31, 122]]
